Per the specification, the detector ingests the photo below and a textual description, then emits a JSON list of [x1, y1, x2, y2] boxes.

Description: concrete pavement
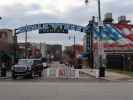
[[80, 69, 133, 81]]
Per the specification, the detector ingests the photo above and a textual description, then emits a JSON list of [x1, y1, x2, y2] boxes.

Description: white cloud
[[0, 0, 37, 6], [0, 0, 133, 45], [0, 0, 84, 14]]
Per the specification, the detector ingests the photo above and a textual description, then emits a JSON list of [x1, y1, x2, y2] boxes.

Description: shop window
[[4, 33, 8, 38], [131, 28, 133, 33], [0, 33, 2, 38]]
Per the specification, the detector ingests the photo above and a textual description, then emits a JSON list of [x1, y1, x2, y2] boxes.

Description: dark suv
[[12, 59, 43, 79]]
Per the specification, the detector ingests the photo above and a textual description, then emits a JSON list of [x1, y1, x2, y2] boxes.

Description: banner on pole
[[46, 68, 79, 79]]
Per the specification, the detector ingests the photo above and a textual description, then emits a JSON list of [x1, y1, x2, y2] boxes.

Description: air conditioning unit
[[118, 16, 130, 23], [104, 13, 113, 23], [118, 16, 126, 22], [105, 13, 112, 19]]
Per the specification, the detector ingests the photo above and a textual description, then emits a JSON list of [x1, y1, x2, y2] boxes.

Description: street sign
[[98, 21, 103, 27], [39, 25, 68, 33], [16, 23, 87, 34], [85, 34, 91, 52]]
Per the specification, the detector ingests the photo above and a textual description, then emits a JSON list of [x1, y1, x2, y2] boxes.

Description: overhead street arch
[[14, 23, 93, 68], [15, 23, 89, 34]]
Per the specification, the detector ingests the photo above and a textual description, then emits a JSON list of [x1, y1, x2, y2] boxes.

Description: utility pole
[[74, 35, 76, 57], [25, 24, 28, 59], [97, 0, 105, 77], [85, 0, 105, 77], [68, 35, 76, 57], [89, 16, 95, 70], [98, 0, 101, 22]]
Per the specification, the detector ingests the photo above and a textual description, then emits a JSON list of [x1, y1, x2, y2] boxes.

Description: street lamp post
[[85, 0, 105, 77], [98, 0, 101, 22], [97, 0, 105, 77], [68, 35, 76, 57], [74, 35, 76, 57], [14, 29, 17, 64]]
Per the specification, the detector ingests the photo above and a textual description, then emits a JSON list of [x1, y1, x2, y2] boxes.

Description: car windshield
[[33, 60, 41, 65], [41, 58, 47, 62], [18, 59, 33, 66]]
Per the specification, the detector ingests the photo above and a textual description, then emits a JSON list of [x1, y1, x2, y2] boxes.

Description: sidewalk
[[0, 71, 11, 79], [80, 69, 133, 81]]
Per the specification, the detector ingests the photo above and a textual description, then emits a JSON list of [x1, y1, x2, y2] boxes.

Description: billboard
[[39, 24, 68, 33]]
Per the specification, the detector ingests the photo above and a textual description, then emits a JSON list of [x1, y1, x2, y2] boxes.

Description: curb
[[79, 70, 110, 81], [79, 70, 133, 82]]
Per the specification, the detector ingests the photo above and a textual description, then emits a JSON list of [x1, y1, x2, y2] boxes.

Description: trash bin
[[78, 64, 82, 69], [1, 68, 7, 77], [1, 62, 7, 77], [99, 67, 105, 77]]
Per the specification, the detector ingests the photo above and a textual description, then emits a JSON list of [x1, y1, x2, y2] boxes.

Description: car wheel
[[39, 72, 42, 77], [12, 73, 17, 79], [28, 73, 33, 79]]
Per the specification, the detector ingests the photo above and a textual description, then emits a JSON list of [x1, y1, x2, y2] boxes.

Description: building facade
[[31, 42, 47, 58], [0, 29, 14, 67], [46, 44, 62, 61], [83, 14, 133, 70], [0, 29, 13, 52]]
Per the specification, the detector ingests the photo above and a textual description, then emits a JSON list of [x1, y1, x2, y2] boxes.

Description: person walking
[[74, 58, 82, 69]]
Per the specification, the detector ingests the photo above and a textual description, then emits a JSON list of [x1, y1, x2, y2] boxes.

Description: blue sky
[[0, 0, 133, 45]]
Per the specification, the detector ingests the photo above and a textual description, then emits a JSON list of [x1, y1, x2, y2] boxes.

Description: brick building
[[0, 29, 14, 67], [0, 29, 13, 52]]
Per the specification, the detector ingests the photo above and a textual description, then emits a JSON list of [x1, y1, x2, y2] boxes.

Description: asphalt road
[[0, 82, 133, 100]]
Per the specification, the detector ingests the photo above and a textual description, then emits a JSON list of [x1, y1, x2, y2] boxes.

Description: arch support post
[[13, 29, 17, 64]]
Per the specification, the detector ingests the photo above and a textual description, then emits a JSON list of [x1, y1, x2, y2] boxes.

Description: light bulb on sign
[[122, 28, 130, 36], [131, 28, 133, 33], [85, 0, 89, 4], [85, 0, 90, 6]]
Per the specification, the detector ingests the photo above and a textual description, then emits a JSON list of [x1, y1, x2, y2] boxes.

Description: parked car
[[32, 59, 43, 77], [11, 59, 43, 79], [59, 60, 64, 64]]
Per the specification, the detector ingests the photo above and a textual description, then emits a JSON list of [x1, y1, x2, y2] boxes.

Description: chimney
[[103, 13, 114, 24], [118, 16, 130, 24]]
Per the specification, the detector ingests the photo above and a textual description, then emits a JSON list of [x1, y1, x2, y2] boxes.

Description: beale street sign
[[15, 23, 88, 34]]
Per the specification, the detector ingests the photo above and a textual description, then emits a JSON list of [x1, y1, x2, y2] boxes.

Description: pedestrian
[[74, 58, 82, 69], [1, 62, 7, 77]]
